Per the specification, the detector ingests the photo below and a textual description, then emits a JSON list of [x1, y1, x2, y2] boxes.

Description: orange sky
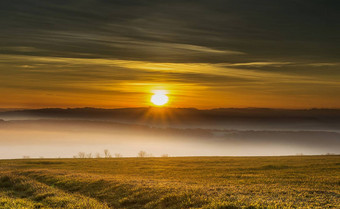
[[0, 56, 339, 109], [0, 1, 339, 109]]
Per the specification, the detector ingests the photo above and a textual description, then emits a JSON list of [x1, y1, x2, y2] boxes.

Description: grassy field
[[0, 156, 339, 208]]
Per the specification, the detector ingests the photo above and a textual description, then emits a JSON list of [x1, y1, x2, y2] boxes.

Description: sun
[[151, 91, 169, 106]]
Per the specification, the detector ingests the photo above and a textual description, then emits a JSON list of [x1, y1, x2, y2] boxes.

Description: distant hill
[[1, 107, 340, 130], [1, 107, 340, 119]]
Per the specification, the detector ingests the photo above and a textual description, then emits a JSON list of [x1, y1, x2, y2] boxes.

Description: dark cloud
[[0, 0, 339, 63], [0, 0, 339, 108]]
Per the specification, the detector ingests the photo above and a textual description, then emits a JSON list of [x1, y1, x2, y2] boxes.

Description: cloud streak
[[0, 0, 339, 108]]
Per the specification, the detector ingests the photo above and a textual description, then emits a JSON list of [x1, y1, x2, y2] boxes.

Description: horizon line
[[1, 106, 340, 111]]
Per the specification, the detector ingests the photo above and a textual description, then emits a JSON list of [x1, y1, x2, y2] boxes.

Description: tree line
[[72, 150, 169, 158]]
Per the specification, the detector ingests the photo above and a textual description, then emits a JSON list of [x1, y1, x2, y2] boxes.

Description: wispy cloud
[[0, 0, 339, 108]]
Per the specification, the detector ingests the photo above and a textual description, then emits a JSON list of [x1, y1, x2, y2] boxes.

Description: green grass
[[0, 156, 339, 208]]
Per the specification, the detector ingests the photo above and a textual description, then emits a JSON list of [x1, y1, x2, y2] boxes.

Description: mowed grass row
[[0, 171, 109, 209], [0, 156, 339, 208]]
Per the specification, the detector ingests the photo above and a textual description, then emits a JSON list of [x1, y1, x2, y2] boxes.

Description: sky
[[0, 0, 339, 109]]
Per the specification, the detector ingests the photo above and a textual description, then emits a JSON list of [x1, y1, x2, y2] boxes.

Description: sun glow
[[151, 91, 169, 106]]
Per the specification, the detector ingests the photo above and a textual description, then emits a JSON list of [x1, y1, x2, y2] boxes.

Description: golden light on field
[[151, 91, 169, 106]]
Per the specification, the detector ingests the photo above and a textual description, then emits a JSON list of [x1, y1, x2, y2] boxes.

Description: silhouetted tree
[[78, 152, 86, 158], [138, 150, 147, 158], [104, 149, 112, 158], [114, 153, 122, 158]]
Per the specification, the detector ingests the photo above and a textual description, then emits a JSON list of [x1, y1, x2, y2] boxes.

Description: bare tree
[[95, 152, 101, 158], [114, 153, 122, 158], [161, 154, 169, 157], [137, 150, 147, 158], [78, 152, 86, 158], [104, 149, 112, 158], [86, 153, 92, 158]]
